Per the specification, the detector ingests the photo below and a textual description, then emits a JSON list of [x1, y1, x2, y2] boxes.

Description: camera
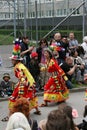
[[77, 65, 80, 68]]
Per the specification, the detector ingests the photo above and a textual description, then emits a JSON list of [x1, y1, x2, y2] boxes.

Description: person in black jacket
[[29, 52, 41, 91], [20, 36, 34, 69]]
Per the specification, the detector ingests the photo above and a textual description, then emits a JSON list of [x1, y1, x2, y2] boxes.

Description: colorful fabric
[[9, 62, 38, 110], [44, 59, 69, 102]]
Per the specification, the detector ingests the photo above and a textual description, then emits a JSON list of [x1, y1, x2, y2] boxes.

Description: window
[[57, 9, 62, 16], [5, 13, 10, 18], [46, 10, 53, 17], [0, 13, 3, 19], [45, 0, 52, 2], [63, 9, 66, 15], [39, 10, 44, 17]]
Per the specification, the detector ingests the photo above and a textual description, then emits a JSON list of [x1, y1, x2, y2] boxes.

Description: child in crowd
[[0, 73, 13, 97], [29, 52, 41, 91]]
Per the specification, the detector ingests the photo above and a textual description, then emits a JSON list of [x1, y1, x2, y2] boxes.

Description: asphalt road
[[0, 91, 87, 130], [0, 45, 18, 82], [0, 45, 87, 130]]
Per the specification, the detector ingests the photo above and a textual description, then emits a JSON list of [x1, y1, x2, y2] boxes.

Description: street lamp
[[24, 0, 27, 37], [82, 0, 86, 38], [35, 0, 38, 45], [13, 0, 16, 40]]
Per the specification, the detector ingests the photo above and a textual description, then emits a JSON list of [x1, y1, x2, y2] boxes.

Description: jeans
[[66, 80, 74, 89]]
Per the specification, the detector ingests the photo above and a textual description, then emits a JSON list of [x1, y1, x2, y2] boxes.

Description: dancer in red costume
[[8, 42, 41, 115], [40, 48, 69, 107]]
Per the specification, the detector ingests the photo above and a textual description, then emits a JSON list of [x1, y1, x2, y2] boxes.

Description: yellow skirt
[[9, 96, 38, 111], [44, 89, 69, 102]]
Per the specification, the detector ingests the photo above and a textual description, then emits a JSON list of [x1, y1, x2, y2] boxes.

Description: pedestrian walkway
[[0, 91, 87, 130]]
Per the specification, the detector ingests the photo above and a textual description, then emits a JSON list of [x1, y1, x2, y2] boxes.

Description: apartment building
[[0, 0, 86, 31]]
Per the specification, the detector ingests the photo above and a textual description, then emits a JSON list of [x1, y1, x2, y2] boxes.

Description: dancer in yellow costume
[[9, 42, 41, 115]]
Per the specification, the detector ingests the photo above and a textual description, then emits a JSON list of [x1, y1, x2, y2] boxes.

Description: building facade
[[0, 0, 87, 39]]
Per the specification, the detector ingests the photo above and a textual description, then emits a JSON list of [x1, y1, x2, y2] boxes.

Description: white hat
[[83, 36, 87, 42], [6, 112, 31, 130]]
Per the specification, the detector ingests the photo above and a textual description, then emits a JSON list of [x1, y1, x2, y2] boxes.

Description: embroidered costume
[[43, 59, 69, 102], [9, 62, 38, 110], [9, 42, 38, 111]]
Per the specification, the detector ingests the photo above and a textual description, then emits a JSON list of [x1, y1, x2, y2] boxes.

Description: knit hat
[[3, 73, 10, 79], [31, 52, 38, 58], [9, 43, 23, 61], [6, 112, 31, 130]]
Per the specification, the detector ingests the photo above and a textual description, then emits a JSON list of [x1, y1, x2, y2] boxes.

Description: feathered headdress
[[49, 43, 62, 52], [9, 39, 23, 60]]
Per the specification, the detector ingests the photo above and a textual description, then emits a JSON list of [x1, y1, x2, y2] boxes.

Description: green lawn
[[0, 34, 14, 45]]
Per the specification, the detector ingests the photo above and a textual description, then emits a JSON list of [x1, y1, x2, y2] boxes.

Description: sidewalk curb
[[0, 87, 87, 102]]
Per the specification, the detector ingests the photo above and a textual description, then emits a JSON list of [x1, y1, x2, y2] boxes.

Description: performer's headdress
[[9, 39, 23, 60], [49, 43, 62, 52]]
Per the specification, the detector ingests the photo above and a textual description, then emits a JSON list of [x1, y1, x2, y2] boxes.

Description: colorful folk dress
[[44, 59, 69, 102], [9, 62, 38, 111]]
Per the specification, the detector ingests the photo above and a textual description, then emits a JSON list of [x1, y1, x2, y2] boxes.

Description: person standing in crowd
[[40, 48, 69, 107], [61, 35, 70, 57], [20, 36, 34, 69], [53, 32, 66, 64], [36, 38, 49, 90], [8, 43, 41, 116], [36, 38, 48, 64], [69, 32, 79, 51]]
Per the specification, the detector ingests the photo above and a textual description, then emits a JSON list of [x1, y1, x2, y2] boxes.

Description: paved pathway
[[0, 91, 87, 130], [0, 45, 17, 82]]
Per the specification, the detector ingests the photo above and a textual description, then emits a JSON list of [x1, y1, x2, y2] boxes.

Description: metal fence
[[0, 0, 87, 42]]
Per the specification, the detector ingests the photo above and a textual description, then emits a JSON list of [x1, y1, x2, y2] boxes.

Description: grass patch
[[0, 34, 14, 45]]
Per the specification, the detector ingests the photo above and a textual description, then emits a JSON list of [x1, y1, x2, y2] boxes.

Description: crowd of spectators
[[0, 31, 87, 129], [0, 31, 87, 97]]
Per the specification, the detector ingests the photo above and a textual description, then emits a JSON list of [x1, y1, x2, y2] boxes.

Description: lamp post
[[13, 0, 16, 40], [24, 0, 27, 37], [82, 0, 86, 38], [35, 0, 38, 45]]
